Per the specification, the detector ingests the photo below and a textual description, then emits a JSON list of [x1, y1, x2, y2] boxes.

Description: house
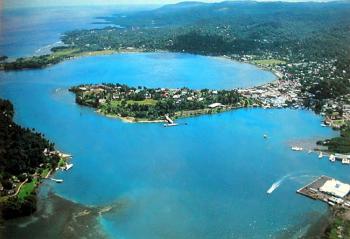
[[208, 103, 223, 108], [98, 99, 106, 104]]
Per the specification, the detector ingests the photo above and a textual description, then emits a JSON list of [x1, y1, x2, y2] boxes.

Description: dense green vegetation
[[0, 99, 60, 219], [322, 208, 350, 239], [318, 123, 350, 154], [0, 48, 82, 70], [0, 56, 8, 62]]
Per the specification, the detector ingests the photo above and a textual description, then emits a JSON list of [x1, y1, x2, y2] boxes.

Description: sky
[[1, 0, 334, 9], [2, 0, 211, 9]]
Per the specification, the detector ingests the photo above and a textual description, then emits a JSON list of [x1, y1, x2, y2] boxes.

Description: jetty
[[297, 175, 350, 208], [164, 115, 179, 127]]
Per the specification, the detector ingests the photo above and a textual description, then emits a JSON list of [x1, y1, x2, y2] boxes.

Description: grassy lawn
[[49, 48, 116, 60], [50, 48, 79, 58], [331, 119, 345, 127], [110, 99, 158, 107], [17, 179, 38, 201], [58, 157, 66, 167], [252, 59, 286, 66], [328, 217, 350, 239], [40, 168, 50, 178]]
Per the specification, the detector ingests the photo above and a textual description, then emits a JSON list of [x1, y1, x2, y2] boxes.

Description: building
[[208, 103, 223, 108], [319, 179, 350, 198]]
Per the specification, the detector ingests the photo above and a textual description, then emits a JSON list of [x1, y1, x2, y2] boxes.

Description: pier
[[297, 175, 350, 208]]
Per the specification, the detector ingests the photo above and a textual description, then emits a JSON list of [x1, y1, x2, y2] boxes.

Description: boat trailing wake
[[267, 172, 315, 195], [267, 177, 287, 194]]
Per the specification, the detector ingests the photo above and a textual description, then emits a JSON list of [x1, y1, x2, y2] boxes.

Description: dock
[[297, 175, 331, 201], [297, 175, 350, 208], [164, 115, 179, 127]]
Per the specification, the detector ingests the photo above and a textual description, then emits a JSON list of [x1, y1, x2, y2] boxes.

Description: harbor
[[290, 145, 350, 165], [297, 176, 350, 208]]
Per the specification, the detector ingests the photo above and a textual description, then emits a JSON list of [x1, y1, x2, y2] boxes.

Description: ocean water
[[0, 52, 348, 238], [0, 5, 154, 58]]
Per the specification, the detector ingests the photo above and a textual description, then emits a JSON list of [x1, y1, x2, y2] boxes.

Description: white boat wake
[[267, 181, 281, 194], [267, 172, 316, 195], [267, 173, 294, 194]]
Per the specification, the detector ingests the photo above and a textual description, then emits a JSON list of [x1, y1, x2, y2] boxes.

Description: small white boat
[[267, 183, 280, 194], [318, 152, 323, 159], [329, 154, 336, 162], [164, 115, 179, 127], [342, 158, 350, 164], [51, 178, 63, 183], [164, 123, 179, 127], [59, 152, 72, 159], [65, 163, 74, 170], [292, 146, 303, 151], [263, 134, 268, 139]]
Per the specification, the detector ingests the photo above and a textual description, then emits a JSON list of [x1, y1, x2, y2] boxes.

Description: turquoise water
[[0, 53, 348, 238]]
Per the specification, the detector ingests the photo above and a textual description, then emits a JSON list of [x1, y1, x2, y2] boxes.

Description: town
[[233, 54, 350, 127]]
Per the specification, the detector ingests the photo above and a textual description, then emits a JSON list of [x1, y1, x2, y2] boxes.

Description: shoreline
[[98, 109, 166, 123], [0, 191, 112, 238], [96, 105, 246, 124], [214, 55, 282, 83]]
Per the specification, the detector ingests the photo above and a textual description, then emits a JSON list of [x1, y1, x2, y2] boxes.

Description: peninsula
[[0, 99, 71, 220], [70, 83, 255, 122]]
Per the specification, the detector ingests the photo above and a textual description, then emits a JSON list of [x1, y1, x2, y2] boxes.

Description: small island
[[69, 83, 258, 123]]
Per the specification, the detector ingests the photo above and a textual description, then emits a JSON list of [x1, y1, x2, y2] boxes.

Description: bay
[[0, 52, 347, 238]]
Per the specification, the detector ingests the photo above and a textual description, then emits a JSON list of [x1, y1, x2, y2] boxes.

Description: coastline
[[0, 48, 171, 71], [0, 191, 112, 239], [0, 151, 71, 220], [94, 104, 247, 124], [97, 109, 166, 123], [214, 55, 282, 83]]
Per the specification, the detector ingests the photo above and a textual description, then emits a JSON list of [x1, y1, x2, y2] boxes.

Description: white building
[[319, 179, 350, 198], [208, 103, 223, 108]]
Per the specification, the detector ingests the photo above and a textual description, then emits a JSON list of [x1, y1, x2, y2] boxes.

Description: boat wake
[[267, 173, 294, 194], [267, 172, 316, 195]]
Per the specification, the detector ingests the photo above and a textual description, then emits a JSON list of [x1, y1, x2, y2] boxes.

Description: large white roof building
[[319, 179, 350, 198]]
